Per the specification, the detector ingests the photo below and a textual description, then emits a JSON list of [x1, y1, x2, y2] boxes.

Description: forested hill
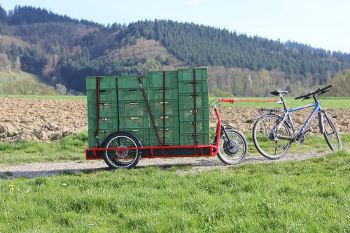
[[127, 20, 350, 81], [0, 5, 349, 95]]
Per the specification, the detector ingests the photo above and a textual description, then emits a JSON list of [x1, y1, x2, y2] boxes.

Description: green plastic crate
[[87, 89, 117, 102], [119, 116, 150, 129], [118, 88, 145, 101], [117, 75, 147, 89], [87, 102, 118, 118], [147, 71, 178, 89], [150, 127, 179, 145], [151, 100, 179, 116], [148, 88, 178, 100], [118, 100, 148, 116], [179, 109, 209, 121], [179, 120, 210, 134], [126, 128, 151, 146], [88, 117, 118, 131], [179, 93, 209, 110], [178, 67, 208, 82], [153, 115, 179, 128], [178, 81, 208, 94], [180, 132, 209, 145], [86, 76, 117, 90]]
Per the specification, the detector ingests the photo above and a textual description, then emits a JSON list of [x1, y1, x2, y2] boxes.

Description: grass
[[0, 150, 349, 232], [0, 132, 88, 165], [0, 71, 56, 95], [211, 96, 350, 109], [247, 133, 350, 155]]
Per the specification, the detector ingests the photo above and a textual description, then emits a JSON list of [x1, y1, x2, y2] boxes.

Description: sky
[[1, 0, 349, 53]]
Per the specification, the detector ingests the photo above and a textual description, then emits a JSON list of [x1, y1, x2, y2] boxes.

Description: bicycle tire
[[322, 111, 342, 151], [215, 127, 248, 165], [252, 114, 292, 159]]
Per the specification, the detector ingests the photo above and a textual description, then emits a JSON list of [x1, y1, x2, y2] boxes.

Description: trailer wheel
[[102, 132, 141, 169], [214, 128, 248, 165]]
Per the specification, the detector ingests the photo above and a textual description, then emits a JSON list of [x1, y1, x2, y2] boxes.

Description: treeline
[[126, 20, 350, 85], [1, 5, 103, 28], [0, 5, 350, 95]]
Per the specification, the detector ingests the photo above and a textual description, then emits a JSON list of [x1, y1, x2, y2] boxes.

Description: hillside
[[0, 5, 350, 96], [0, 70, 55, 95]]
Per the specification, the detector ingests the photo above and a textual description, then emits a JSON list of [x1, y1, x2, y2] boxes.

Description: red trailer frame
[[85, 98, 277, 160]]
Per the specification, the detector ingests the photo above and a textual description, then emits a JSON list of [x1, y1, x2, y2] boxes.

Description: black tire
[[215, 127, 248, 165], [252, 114, 292, 159], [322, 111, 342, 151], [102, 132, 141, 169]]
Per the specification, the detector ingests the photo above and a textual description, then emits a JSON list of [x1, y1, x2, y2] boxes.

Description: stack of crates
[[147, 70, 179, 146], [117, 75, 150, 146], [86, 76, 118, 147], [86, 67, 209, 148], [178, 68, 210, 145]]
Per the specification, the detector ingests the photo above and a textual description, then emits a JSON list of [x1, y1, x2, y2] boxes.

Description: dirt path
[[0, 152, 327, 179]]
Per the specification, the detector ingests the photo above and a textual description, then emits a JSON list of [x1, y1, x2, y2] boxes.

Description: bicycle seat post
[[279, 94, 288, 111]]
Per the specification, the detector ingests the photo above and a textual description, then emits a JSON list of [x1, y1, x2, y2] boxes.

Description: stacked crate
[[117, 76, 150, 146], [86, 67, 209, 148], [86, 76, 118, 147], [147, 70, 179, 146], [178, 68, 209, 145]]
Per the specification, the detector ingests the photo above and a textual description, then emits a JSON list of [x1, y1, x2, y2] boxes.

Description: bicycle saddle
[[271, 90, 288, 96]]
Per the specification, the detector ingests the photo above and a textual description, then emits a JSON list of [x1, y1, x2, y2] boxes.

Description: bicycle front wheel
[[322, 111, 342, 151], [253, 114, 292, 159], [215, 128, 248, 165]]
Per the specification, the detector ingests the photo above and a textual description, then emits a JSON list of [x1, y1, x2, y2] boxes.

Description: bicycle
[[252, 85, 342, 159]]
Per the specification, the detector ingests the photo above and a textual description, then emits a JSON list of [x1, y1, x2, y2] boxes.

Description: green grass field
[[0, 151, 349, 232]]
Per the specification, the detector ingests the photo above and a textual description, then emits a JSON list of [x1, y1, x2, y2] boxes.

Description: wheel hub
[[116, 146, 128, 157], [223, 140, 239, 155]]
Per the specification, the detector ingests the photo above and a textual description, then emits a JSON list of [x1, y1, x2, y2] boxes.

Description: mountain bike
[[252, 85, 342, 159]]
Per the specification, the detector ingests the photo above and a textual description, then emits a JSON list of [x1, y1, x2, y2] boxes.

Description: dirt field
[[0, 97, 349, 142], [0, 97, 87, 142]]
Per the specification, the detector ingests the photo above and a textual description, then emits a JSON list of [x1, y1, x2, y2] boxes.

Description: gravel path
[[0, 152, 327, 179]]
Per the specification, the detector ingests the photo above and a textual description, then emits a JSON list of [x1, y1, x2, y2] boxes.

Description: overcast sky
[[1, 0, 349, 53]]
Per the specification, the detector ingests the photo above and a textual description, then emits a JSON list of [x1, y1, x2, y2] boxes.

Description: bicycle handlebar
[[295, 85, 332, 100]]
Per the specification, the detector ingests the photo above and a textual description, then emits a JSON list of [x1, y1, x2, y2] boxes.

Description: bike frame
[[277, 95, 322, 137]]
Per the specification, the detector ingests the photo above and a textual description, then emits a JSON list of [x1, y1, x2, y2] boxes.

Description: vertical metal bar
[[163, 71, 166, 146], [95, 76, 100, 146], [193, 68, 197, 145]]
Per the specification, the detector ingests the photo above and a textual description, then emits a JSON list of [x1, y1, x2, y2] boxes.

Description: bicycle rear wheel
[[322, 111, 342, 151], [253, 114, 292, 159]]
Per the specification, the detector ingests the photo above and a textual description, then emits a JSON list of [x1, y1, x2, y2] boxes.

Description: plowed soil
[[0, 97, 349, 142], [0, 97, 87, 142]]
